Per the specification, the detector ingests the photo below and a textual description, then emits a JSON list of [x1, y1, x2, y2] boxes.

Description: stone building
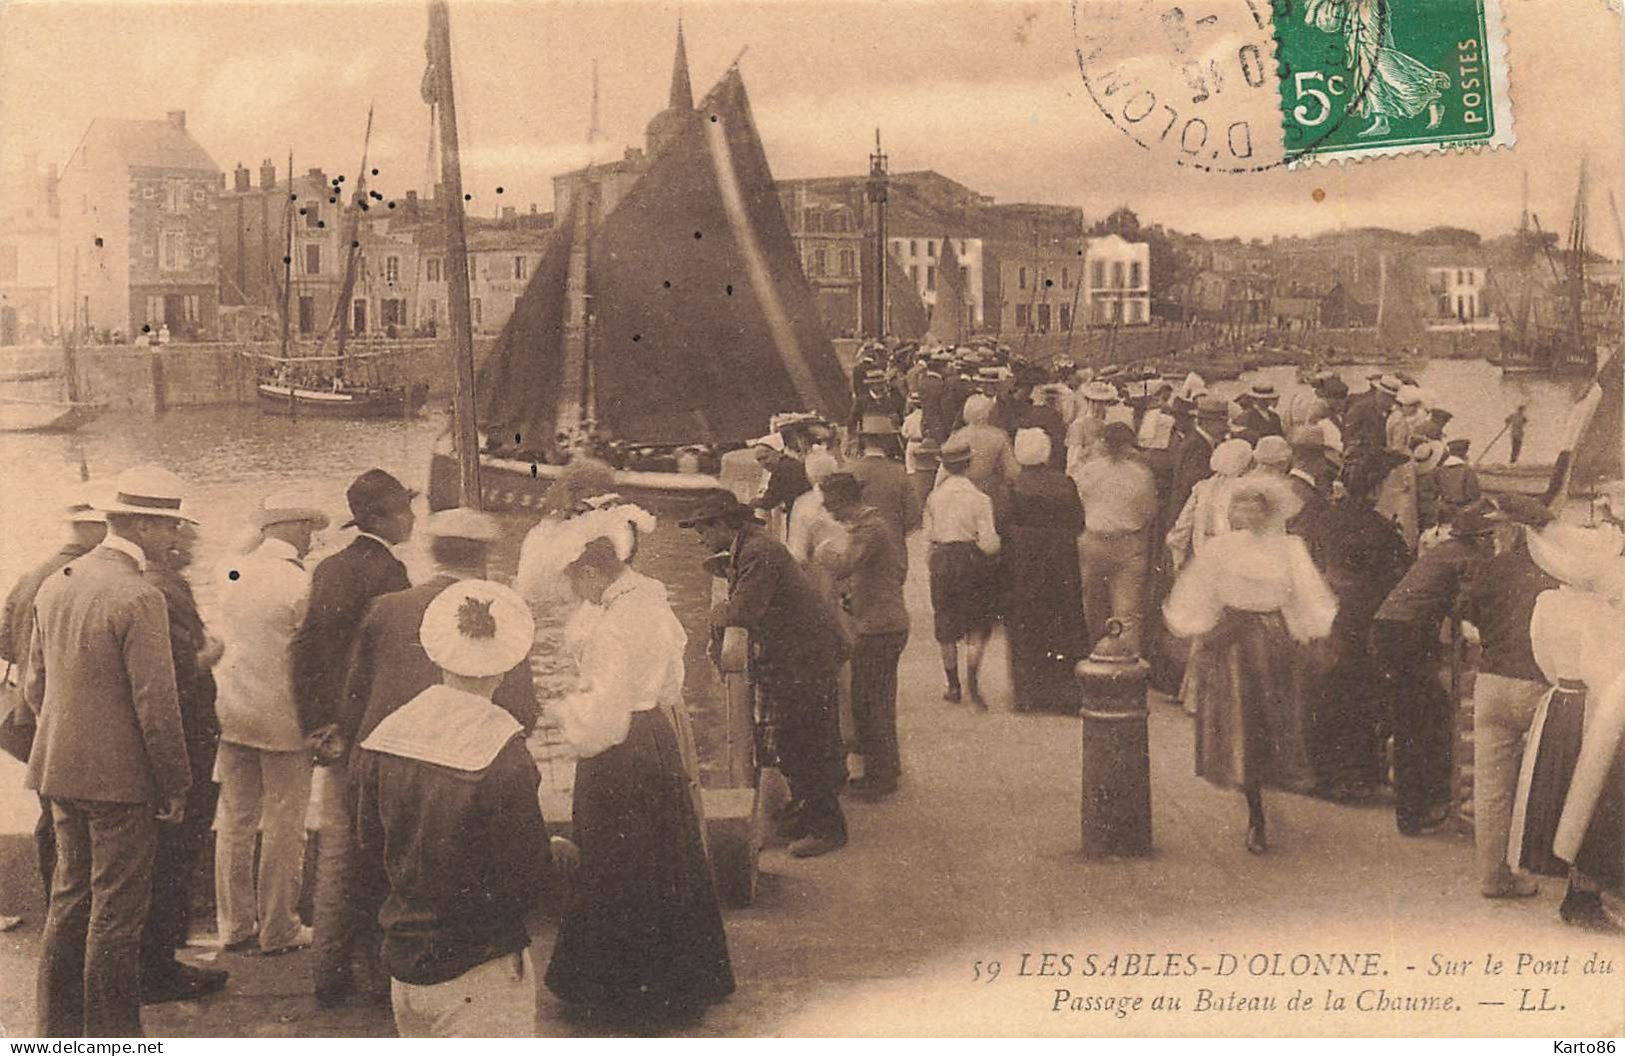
[[988, 235, 1150, 333], [0, 155, 59, 345], [217, 161, 348, 340], [57, 111, 221, 339], [1425, 265, 1498, 329]]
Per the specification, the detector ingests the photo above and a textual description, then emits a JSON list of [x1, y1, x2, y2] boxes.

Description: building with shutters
[[57, 111, 221, 339]]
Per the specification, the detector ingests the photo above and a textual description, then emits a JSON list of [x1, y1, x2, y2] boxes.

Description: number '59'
[[971, 959, 1002, 983]]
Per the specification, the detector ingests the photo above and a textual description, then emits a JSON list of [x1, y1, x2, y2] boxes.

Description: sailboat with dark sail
[[251, 121, 431, 418], [1494, 164, 1607, 377], [426, 23, 849, 511]]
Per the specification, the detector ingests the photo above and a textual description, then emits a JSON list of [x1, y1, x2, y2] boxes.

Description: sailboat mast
[[428, 0, 482, 508], [332, 106, 375, 372], [281, 150, 294, 358]]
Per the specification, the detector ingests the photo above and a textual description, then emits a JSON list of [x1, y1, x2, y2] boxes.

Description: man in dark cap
[[1371, 495, 1501, 834], [685, 493, 850, 857], [820, 473, 909, 799], [294, 467, 415, 1007], [991, 365, 1066, 468], [1433, 437, 1481, 528], [1460, 495, 1560, 899]]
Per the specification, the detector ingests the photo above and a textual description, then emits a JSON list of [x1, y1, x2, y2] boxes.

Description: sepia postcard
[[1, 0, 1623, 1040]]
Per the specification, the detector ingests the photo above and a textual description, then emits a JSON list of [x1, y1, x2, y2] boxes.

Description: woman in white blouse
[[1165, 474, 1337, 854], [541, 527, 735, 1023]]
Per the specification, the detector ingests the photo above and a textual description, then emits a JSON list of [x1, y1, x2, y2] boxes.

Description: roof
[[76, 118, 219, 174]]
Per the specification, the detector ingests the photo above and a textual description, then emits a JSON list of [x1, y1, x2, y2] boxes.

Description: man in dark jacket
[[991, 368, 1067, 468], [1344, 374, 1399, 457], [140, 521, 228, 1004], [848, 429, 923, 554], [339, 508, 539, 972], [294, 467, 415, 1008], [687, 493, 850, 857], [1167, 397, 1228, 523], [353, 579, 555, 1037], [0, 491, 106, 903]]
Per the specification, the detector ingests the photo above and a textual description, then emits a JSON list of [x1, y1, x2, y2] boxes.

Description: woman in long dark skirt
[[1005, 428, 1088, 712], [543, 529, 734, 1022], [1508, 525, 1625, 931], [1165, 475, 1337, 853]]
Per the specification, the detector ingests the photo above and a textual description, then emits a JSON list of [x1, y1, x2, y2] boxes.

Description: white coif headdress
[[515, 501, 657, 606]]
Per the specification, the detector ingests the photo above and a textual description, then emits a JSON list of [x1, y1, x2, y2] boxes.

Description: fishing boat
[[0, 335, 106, 434], [425, 21, 848, 513], [1492, 165, 1607, 378], [249, 134, 427, 419]]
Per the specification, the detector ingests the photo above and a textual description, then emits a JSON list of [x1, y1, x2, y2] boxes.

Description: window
[[352, 300, 367, 333], [193, 245, 207, 259], [839, 249, 855, 277], [1456, 269, 1464, 284], [468, 254, 478, 280], [472, 298, 483, 326], [161, 230, 186, 271], [304, 244, 321, 275], [1061, 267, 1070, 290], [813, 249, 827, 276], [1112, 262, 1126, 288], [514, 256, 527, 280], [1018, 266, 1028, 290], [909, 264, 919, 285], [1130, 262, 1143, 288], [960, 266, 968, 288], [382, 298, 406, 328], [298, 296, 315, 334], [305, 204, 320, 228], [959, 241, 967, 256], [426, 257, 442, 282], [1128, 300, 1143, 323], [0, 244, 16, 283], [927, 241, 936, 259], [926, 265, 936, 291], [142, 186, 156, 200], [1015, 303, 1029, 329], [193, 188, 206, 202], [804, 209, 822, 233], [184, 294, 199, 323], [909, 240, 917, 257], [424, 299, 440, 323], [1060, 305, 1072, 331], [1468, 270, 1476, 287], [1092, 260, 1106, 288], [1437, 294, 1451, 316], [145, 296, 162, 323], [1038, 304, 1051, 331], [385, 256, 400, 283]]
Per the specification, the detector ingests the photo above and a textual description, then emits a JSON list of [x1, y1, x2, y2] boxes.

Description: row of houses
[[775, 170, 1151, 339]]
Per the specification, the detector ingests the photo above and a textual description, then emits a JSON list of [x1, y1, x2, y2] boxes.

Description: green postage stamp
[[1276, 0, 1514, 165]]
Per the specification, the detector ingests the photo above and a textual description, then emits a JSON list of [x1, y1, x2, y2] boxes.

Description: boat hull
[[1475, 462, 1560, 499], [427, 450, 730, 515], [256, 383, 428, 418], [0, 399, 106, 433]]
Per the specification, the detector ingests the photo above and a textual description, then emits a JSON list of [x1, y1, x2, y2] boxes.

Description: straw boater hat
[[253, 489, 331, 530], [1396, 384, 1425, 407], [749, 432, 786, 454], [423, 506, 499, 542], [1374, 374, 1402, 396], [97, 464, 198, 522], [66, 480, 111, 524], [1195, 395, 1229, 420], [1081, 380, 1118, 403], [1245, 381, 1279, 403], [419, 579, 535, 679]]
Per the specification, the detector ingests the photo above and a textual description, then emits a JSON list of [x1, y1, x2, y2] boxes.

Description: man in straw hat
[[213, 490, 330, 960], [24, 464, 196, 1035], [294, 468, 415, 1007], [352, 580, 557, 1036], [684, 492, 851, 857], [137, 513, 229, 1005], [1, 482, 108, 906], [1371, 494, 1503, 836], [1235, 381, 1285, 441]]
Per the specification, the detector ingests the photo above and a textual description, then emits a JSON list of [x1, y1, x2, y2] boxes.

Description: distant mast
[[280, 150, 294, 359], [865, 129, 889, 339], [426, 0, 482, 508]]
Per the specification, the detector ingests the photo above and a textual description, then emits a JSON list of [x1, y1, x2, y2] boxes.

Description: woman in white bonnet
[[1004, 428, 1088, 712], [1166, 437, 1255, 572], [1508, 523, 1625, 930]]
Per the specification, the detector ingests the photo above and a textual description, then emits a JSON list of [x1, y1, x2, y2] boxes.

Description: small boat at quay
[[256, 380, 429, 418], [0, 396, 106, 434]]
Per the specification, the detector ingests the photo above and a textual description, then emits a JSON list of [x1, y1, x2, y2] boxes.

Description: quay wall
[[0, 339, 491, 412]]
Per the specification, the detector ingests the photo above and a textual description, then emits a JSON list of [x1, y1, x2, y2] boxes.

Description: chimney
[[166, 110, 186, 130], [529, 202, 537, 215], [502, 206, 516, 221], [308, 167, 325, 184], [234, 164, 251, 193], [260, 158, 276, 190], [406, 189, 418, 205], [433, 182, 444, 201]]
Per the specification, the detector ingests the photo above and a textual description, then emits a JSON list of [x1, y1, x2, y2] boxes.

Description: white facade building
[[1082, 234, 1151, 326], [1425, 266, 1498, 330], [890, 235, 984, 330]]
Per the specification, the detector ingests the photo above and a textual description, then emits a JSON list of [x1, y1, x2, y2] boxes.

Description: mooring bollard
[[1076, 619, 1152, 858]]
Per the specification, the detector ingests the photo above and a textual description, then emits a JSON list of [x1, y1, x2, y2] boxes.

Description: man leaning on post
[[25, 464, 196, 1037]]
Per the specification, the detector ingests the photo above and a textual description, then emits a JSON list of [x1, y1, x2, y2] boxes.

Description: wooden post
[[429, 0, 483, 509]]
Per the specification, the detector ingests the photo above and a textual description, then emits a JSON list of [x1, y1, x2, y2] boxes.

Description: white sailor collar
[[360, 685, 522, 773]]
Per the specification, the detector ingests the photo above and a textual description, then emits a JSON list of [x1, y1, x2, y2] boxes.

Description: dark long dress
[[1189, 610, 1316, 791], [1005, 466, 1088, 712], [1311, 497, 1411, 794], [545, 709, 735, 1013], [1512, 680, 1589, 877]]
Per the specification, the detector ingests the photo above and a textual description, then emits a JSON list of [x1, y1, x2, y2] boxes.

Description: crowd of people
[[0, 339, 1621, 1039]]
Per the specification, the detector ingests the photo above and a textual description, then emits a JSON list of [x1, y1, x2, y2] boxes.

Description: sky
[[2, 0, 1622, 253]]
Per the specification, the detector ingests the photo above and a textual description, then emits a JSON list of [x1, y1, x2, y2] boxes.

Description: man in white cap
[[213, 490, 330, 959], [352, 580, 557, 1037], [0, 484, 108, 905], [25, 464, 195, 1036]]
